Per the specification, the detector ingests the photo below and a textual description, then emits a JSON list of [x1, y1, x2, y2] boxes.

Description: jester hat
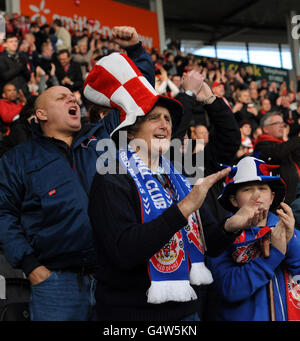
[[83, 52, 182, 140]]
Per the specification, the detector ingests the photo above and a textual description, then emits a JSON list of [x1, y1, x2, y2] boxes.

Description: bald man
[[0, 26, 154, 321], [34, 86, 82, 145]]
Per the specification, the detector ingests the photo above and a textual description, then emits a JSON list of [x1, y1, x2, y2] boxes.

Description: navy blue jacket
[[0, 42, 154, 276], [208, 213, 300, 321]]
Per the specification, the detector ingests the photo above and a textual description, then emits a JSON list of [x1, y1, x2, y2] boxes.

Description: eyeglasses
[[266, 122, 286, 127]]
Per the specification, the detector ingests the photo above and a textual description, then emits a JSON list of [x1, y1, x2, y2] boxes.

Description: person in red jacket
[[0, 83, 27, 130]]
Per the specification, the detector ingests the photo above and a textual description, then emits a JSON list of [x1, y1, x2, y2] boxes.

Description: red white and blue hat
[[83, 52, 182, 139], [218, 156, 286, 212]]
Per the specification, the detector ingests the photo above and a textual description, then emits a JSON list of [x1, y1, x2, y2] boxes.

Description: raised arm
[[97, 26, 155, 135]]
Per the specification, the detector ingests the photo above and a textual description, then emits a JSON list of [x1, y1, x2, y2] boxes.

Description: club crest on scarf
[[151, 231, 185, 273], [232, 227, 271, 264]]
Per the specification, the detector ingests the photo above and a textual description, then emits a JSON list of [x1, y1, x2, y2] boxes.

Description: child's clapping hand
[[276, 202, 295, 244]]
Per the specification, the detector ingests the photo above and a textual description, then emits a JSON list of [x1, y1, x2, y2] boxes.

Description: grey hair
[[260, 111, 283, 129]]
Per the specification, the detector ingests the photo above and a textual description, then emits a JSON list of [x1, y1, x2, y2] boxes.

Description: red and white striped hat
[[83, 52, 182, 138]]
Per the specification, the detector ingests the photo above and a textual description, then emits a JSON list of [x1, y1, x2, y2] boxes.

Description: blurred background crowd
[[0, 12, 300, 161]]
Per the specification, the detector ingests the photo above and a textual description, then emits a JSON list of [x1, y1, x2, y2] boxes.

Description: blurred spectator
[[0, 33, 31, 98], [87, 104, 111, 123], [267, 81, 279, 106], [163, 51, 177, 76], [151, 50, 159, 65], [249, 87, 260, 111], [55, 49, 83, 91], [248, 80, 258, 90], [190, 124, 209, 153], [52, 19, 71, 52], [257, 97, 272, 122], [0, 83, 27, 133], [174, 51, 189, 76], [27, 71, 40, 96], [19, 33, 39, 73], [74, 90, 88, 118], [232, 89, 259, 130], [72, 38, 95, 79], [30, 22, 49, 53], [172, 75, 183, 93], [5, 13, 19, 36], [252, 126, 262, 145], [211, 81, 231, 108], [258, 78, 268, 92], [240, 120, 253, 151], [37, 42, 56, 80], [235, 120, 253, 161], [27, 65, 58, 95], [286, 101, 300, 138], [0, 96, 37, 157], [254, 111, 300, 204], [71, 30, 84, 47], [211, 81, 225, 98], [260, 97, 272, 115], [35, 44, 59, 93], [16, 15, 30, 38], [276, 94, 292, 118], [191, 124, 209, 144], [155, 66, 180, 98]]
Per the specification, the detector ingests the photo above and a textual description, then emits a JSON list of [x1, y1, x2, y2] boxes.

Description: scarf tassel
[[189, 262, 213, 285], [147, 280, 197, 304]]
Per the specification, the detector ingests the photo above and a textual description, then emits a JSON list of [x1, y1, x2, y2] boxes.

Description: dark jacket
[[37, 55, 55, 76], [0, 116, 32, 157], [175, 93, 208, 131], [173, 95, 241, 222], [291, 183, 300, 229], [208, 212, 300, 321], [254, 134, 300, 204], [55, 59, 84, 91], [0, 51, 31, 97], [0, 115, 118, 276], [88, 163, 237, 321], [234, 103, 259, 130]]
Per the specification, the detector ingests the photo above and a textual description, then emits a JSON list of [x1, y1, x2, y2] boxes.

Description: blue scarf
[[118, 146, 213, 304]]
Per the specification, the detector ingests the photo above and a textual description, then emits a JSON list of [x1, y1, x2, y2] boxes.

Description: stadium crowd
[[0, 12, 300, 322], [1, 13, 300, 157]]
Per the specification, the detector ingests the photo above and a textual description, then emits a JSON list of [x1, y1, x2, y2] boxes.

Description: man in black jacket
[[0, 33, 31, 98], [55, 49, 83, 91], [175, 70, 241, 222], [232, 89, 259, 131], [37, 41, 55, 77], [254, 111, 300, 204]]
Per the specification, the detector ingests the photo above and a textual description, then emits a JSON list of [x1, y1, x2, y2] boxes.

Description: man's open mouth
[[68, 107, 77, 116]]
